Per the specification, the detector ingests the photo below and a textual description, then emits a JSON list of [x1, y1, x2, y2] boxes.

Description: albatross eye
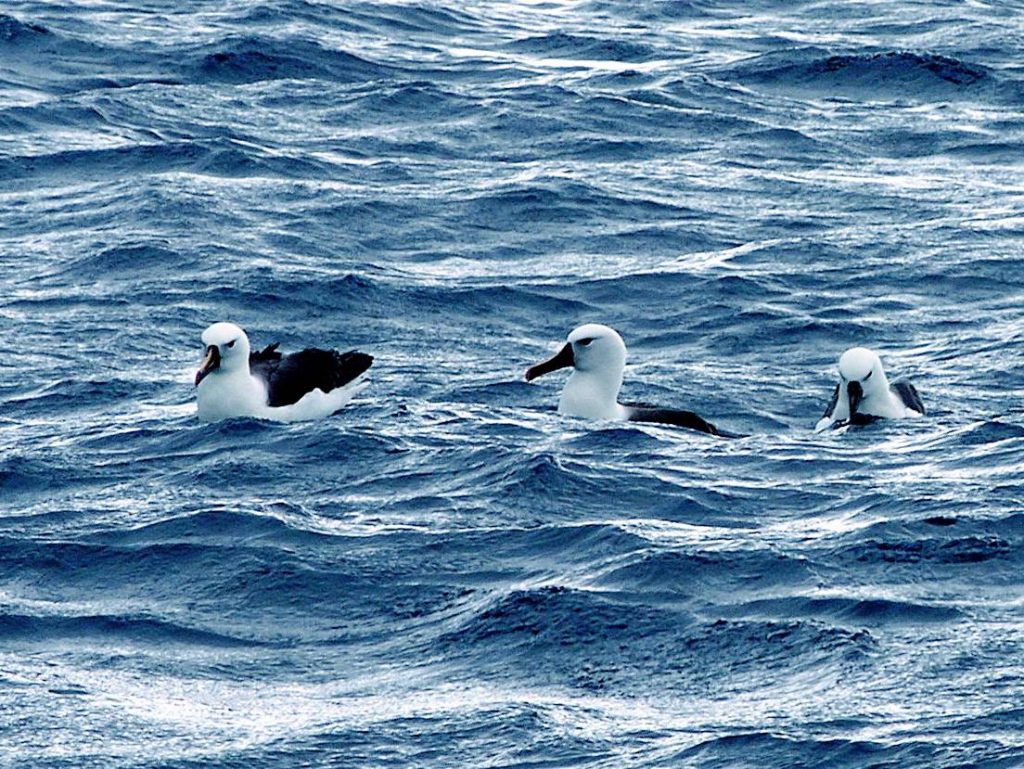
[[226, 339, 236, 349], [577, 338, 594, 347], [864, 370, 873, 380]]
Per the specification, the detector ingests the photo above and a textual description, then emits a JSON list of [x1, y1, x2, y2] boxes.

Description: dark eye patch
[[864, 370, 873, 380], [226, 339, 236, 349], [577, 337, 594, 346]]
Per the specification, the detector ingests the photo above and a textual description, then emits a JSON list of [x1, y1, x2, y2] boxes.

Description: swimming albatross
[[524, 323, 734, 436], [194, 322, 373, 422], [815, 347, 924, 432]]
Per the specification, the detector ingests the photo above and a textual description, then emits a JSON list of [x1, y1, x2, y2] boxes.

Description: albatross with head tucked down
[[815, 347, 924, 432], [194, 322, 372, 422], [525, 323, 736, 437]]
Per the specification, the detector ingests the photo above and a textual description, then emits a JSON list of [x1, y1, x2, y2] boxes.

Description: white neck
[[830, 371, 905, 421], [196, 366, 266, 422], [861, 387, 908, 418], [559, 369, 626, 420]]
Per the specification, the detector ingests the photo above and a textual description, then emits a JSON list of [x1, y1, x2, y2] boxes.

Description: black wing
[[892, 381, 925, 414], [624, 403, 740, 437], [821, 384, 839, 419], [250, 343, 282, 365], [252, 347, 373, 408], [846, 413, 883, 426]]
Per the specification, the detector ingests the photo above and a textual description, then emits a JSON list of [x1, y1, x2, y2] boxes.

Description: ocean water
[[2, 1, 1023, 766]]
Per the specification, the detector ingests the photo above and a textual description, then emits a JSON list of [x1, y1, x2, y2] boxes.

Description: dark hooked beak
[[525, 342, 574, 382], [847, 379, 864, 418], [195, 345, 220, 386]]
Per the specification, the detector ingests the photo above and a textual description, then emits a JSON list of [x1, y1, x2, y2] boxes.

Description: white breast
[[558, 371, 626, 421], [196, 372, 267, 422], [861, 389, 912, 419]]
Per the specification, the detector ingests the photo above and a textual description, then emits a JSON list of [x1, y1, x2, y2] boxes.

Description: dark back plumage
[[623, 403, 738, 437], [820, 379, 923, 429], [821, 384, 840, 420], [892, 381, 925, 414], [250, 344, 373, 408]]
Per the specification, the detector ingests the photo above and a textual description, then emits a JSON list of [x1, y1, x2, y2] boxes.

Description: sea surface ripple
[[1, 1, 1023, 767]]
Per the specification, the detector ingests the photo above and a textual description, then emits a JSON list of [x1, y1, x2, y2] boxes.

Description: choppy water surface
[[2, 1, 1023, 766]]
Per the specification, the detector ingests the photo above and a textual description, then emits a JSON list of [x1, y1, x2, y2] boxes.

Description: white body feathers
[[557, 324, 630, 421], [195, 322, 367, 423], [815, 347, 924, 432]]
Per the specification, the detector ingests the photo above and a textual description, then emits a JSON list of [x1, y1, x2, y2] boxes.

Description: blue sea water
[[2, 0, 1024, 766]]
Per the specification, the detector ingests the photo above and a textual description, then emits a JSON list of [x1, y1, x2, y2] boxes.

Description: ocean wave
[[0, 13, 51, 45], [594, 547, 818, 596], [722, 595, 962, 625], [441, 584, 876, 695], [1, 137, 356, 184], [0, 611, 269, 647], [725, 49, 1000, 101], [193, 36, 391, 85], [668, 731, 1002, 769], [578, 0, 714, 21], [834, 532, 1015, 568], [0, 453, 96, 497], [3, 0, 1024, 765], [505, 32, 661, 63], [344, 1, 487, 37]]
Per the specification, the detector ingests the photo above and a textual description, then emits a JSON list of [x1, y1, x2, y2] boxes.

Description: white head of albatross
[[814, 346, 925, 432], [524, 323, 728, 436], [196, 322, 252, 380], [194, 321, 373, 423], [195, 322, 264, 421], [525, 323, 628, 420]]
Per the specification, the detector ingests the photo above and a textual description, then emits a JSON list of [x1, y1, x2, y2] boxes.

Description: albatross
[[815, 347, 924, 432], [194, 322, 373, 422], [524, 323, 735, 437]]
